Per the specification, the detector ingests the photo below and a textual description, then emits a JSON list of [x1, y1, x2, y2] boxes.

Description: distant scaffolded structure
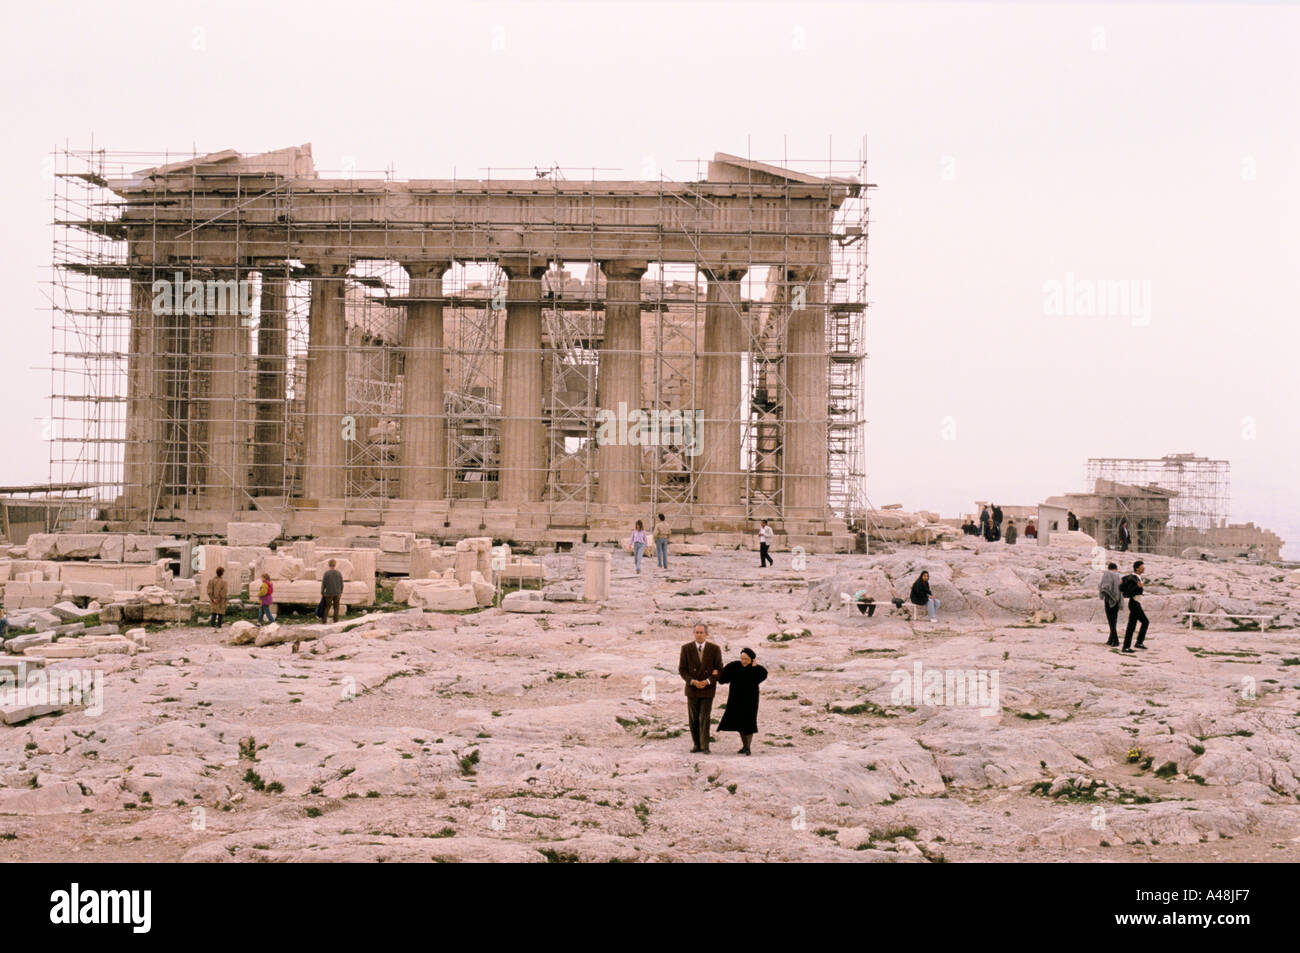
[[46, 143, 871, 551], [1085, 454, 1230, 556]]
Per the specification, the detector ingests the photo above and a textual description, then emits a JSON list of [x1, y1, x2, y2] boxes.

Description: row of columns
[[123, 258, 829, 517]]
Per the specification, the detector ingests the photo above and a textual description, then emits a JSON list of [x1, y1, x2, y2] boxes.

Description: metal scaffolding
[[47, 143, 870, 540], [1086, 453, 1231, 555]]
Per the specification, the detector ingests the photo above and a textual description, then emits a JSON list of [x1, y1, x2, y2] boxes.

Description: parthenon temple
[[49, 145, 869, 551]]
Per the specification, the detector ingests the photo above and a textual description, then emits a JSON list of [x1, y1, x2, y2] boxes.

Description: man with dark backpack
[[1120, 560, 1148, 653]]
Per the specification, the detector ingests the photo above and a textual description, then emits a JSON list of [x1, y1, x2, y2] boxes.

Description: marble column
[[400, 260, 451, 500], [783, 268, 829, 517], [697, 266, 747, 508], [205, 282, 250, 511], [596, 260, 647, 506], [498, 258, 548, 503], [303, 262, 348, 500], [253, 271, 287, 495], [124, 275, 160, 511]]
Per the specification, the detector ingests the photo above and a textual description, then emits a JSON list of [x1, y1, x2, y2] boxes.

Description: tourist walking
[[318, 559, 344, 623], [910, 570, 941, 622], [630, 520, 649, 574], [1024, 520, 1037, 540], [1099, 561, 1122, 646], [1121, 560, 1149, 653], [758, 519, 773, 568], [979, 505, 990, 539], [717, 648, 768, 755], [206, 566, 229, 628], [1005, 520, 1018, 545], [992, 504, 1004, 541], [1118, 519, 1131, 552], [678, 622, 722, 754], [256, 573, 275, 625], [653, 513, 671, 569]]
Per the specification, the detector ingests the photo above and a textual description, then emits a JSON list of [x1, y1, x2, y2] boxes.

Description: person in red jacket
[[256, 573, 275, 625]]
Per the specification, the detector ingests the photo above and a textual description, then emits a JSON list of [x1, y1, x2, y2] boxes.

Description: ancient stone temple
[[49, 145, 869, 551]]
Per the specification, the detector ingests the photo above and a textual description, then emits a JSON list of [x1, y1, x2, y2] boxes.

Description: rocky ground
[[3, 540, 1299, 862]]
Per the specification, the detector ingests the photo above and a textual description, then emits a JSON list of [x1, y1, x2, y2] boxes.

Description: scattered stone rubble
[[3, 530, 1297, 861], [866, 507, 960, 545]]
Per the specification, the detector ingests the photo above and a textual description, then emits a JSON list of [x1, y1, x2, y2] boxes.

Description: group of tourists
[[205, 560, 346, 629], [675, 560, 1153, 753], [1098, 559, 1150, 652], [961, 504, 1035, 544], [628, 514, 673, 573], [630, 514, 777, 572]]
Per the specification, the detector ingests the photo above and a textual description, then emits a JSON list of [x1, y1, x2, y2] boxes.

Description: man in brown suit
[[678, 622, 723, 754]]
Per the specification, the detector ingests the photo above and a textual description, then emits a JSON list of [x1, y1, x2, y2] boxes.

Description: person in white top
[[758, 519, 773, 568], [629, 520, 649, 574]]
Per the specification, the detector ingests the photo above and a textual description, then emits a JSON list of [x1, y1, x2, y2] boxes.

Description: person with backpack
[[1098, 561, 1123, 646], [1120, 560, 1148, 652], [256, 573, 276, 625]]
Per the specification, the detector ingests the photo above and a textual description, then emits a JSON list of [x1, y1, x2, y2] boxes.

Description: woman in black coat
[[910, 570, 940, 622], [717, 648, 767, 755]]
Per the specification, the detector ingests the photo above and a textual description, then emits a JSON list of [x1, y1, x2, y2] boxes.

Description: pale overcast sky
[[1, 1, 1295, 557]]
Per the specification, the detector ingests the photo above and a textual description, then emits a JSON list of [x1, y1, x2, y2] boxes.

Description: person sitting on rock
[[717, 648, 768, 756], [854, 590, 877, 616], [910, 570, 940, 622]]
